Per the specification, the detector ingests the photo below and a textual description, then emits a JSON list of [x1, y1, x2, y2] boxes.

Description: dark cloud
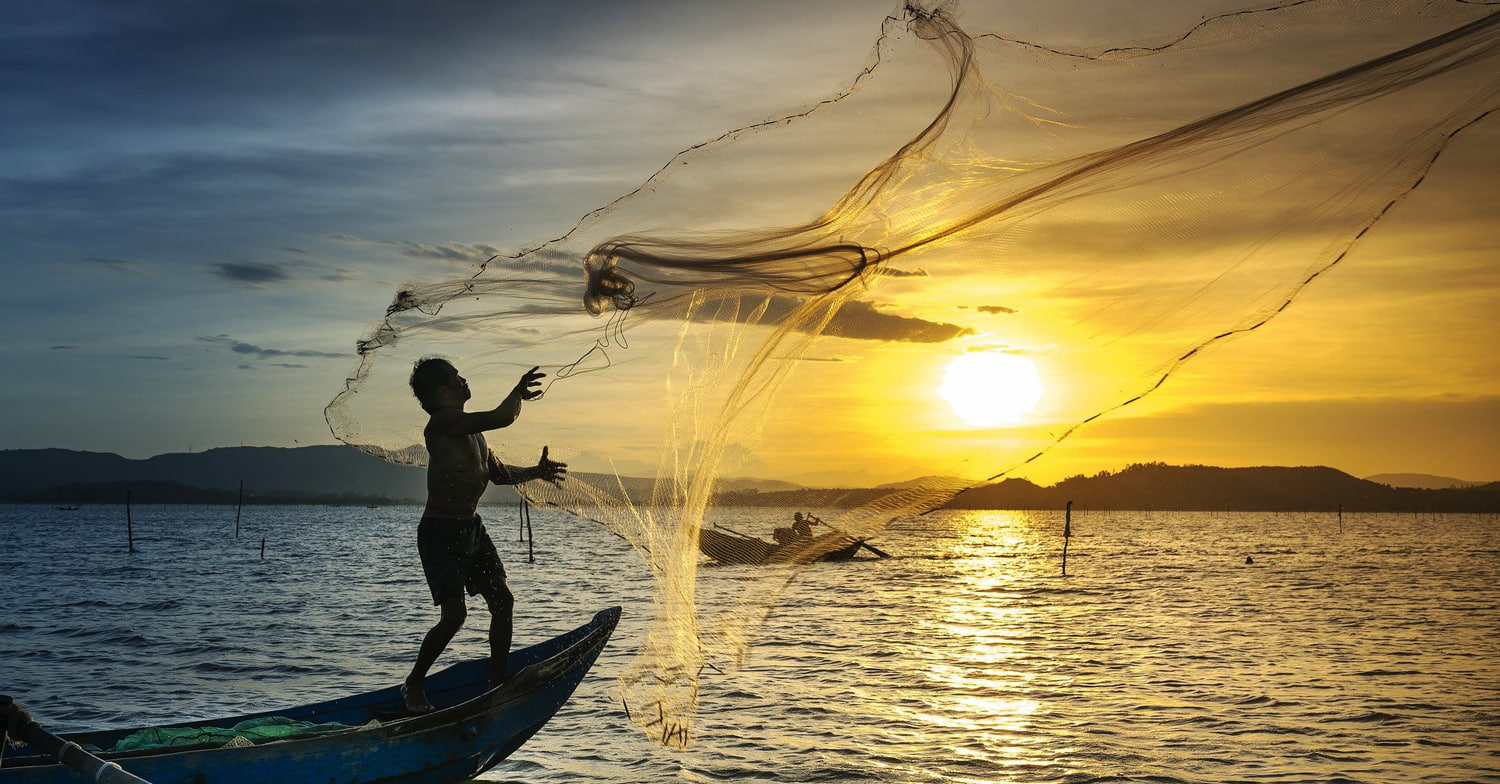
[[828, 300, 971, 343], [698, 295, 971, 343], [878, 267, 929, 278], [213, 262, 291, 284], [345, 238, 504, 266], [975, 305, 1018, 314], [199, 335, 345, 360], [131, 355, 173, 361], [334, 235, 582, 280], [50, 345, 79, 350], [281, 246, 308, 255]]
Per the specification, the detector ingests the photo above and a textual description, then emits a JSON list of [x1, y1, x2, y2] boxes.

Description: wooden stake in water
[[522, 497, 535, 564], [260, 536, 266, 559], [235, 479, 244, 539], [1062, 500, 1073, 577], [1338, 503, 1344, 534], [126, 489, 135, 553]]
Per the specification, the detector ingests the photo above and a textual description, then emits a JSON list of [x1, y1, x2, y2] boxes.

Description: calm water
[[2, 504, 1497, 783]]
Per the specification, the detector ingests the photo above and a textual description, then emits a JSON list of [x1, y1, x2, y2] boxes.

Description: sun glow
[[938, 352, 1044, 427]]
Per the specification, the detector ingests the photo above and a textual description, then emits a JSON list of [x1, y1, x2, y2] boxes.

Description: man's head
[[410, 357, 469, 413]]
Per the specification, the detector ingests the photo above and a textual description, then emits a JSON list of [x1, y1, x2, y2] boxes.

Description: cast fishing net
[[326, 0, 1500, 746]]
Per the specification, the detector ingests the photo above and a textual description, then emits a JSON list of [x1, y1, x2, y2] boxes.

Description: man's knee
[[481, 580, 513, 614], [437, 598, 468, 630]]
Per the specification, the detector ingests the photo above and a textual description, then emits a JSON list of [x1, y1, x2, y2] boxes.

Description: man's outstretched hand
[[515, 366, 546, 401], [536, 445, 567, 485]]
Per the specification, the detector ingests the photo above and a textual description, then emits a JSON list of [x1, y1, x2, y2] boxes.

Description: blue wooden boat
[[1, 607, 619, 784]]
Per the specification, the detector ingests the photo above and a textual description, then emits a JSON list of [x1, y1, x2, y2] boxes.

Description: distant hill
[[713, 476, 805, 493], [1364, 472, 1485, 490], [4, 449, 1496, 512], [0, 447, 803, 506], [945, 463, 1500, 512], [0, 446, 433, 505]]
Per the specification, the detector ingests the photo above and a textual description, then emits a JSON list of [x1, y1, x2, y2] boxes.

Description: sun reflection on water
[[895, 511, 1066, 779]]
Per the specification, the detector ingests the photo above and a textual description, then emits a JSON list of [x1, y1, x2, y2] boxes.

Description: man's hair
[[410, 357, 455, 414]]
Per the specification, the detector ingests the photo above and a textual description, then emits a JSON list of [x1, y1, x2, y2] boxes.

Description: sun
[[938, 352, 1045, 427]]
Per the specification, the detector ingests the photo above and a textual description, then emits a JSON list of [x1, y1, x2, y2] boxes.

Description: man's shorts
[[417, 515, 506, 606]]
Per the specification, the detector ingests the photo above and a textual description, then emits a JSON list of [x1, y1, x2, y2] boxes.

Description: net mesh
[[325, 0, 1500, 746]]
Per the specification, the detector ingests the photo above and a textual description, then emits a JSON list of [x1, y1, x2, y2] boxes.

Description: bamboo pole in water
[[126, 489, 134, 553], [235, 479, 244, 539], [1062, 500, 1073, 576], [523, 497, 535, 564]]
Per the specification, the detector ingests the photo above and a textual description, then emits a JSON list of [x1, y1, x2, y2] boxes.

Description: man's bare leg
[[404, 598, 467, 713], [478, 580, 514, 689]]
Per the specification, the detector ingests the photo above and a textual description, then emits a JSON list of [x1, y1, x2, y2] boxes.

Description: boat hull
[[1, 607, 620, 784], [698, 528, 864, 565]]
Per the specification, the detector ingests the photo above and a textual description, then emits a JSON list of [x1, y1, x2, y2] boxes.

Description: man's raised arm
[[440, 367, 546, 436]]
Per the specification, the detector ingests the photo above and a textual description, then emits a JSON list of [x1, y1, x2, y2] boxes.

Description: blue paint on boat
[[2, 607, 620, 784]]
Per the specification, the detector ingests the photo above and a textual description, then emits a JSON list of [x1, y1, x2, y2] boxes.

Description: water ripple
[[3, 506, 1497, 784]]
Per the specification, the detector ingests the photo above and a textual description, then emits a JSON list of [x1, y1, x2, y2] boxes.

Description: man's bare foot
[[401, 680, 434, 714]]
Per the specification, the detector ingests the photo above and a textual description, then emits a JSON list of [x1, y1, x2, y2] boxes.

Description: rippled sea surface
[[3, 504, 1498, 783]]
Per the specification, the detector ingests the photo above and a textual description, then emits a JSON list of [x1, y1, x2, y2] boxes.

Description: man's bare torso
[[423, 421, 492, 520]]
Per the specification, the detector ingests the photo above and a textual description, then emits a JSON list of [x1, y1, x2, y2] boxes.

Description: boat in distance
[[1, 607, 620, 784], [699, 526, 874, 565]]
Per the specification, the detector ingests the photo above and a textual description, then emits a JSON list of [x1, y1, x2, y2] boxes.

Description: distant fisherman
[[401, 358, 567, 714]]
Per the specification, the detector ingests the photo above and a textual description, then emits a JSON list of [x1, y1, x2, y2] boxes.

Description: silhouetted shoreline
[[3, 448, 1495, 512]]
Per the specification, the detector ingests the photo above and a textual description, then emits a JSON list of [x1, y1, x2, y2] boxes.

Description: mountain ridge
[[3, 448, 1496, 511], [940, 463, 1499, 512]]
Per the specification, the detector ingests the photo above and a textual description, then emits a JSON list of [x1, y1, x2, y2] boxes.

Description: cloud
[[393, 240, 502, 265], [332, 235, 500, 265], [198, 335, 346, 360], [131, 355, 173, 361], [695, 295, 971, 343], [333, 235, 582, 279], [974, 305, 1018, 314], [213, 262, 292, 285], [878, 267, 929, 278], [80, 257, 148, 274], [50, 345, 79, 350], [208, 257, 357, 286], [826, 300, 971, 343]]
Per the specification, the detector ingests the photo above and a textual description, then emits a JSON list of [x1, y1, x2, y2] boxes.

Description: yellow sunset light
[[938, 352, 1044, 427]]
